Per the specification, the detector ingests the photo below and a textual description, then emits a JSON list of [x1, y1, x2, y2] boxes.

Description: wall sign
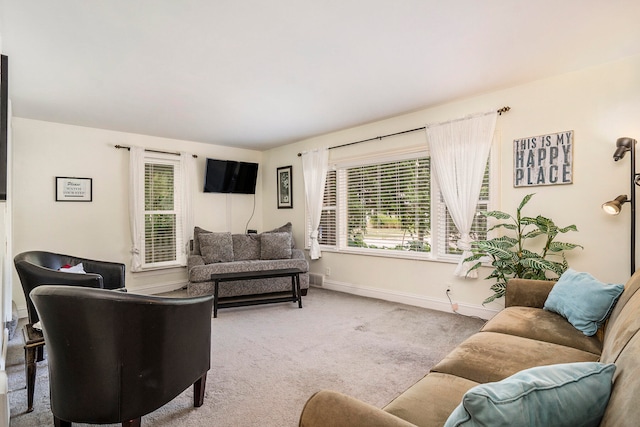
[[513, 130, 573, 187], [56, 177, 92, 202]]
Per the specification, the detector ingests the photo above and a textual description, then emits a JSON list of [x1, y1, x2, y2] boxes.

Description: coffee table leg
[[24, 346, 36, 412], [213, 280, 219, 318], [296, 273, 302, 308]]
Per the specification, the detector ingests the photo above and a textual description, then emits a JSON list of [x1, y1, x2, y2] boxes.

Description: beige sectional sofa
[[187, 224, 309, 298], [299, 271, 640, 426]]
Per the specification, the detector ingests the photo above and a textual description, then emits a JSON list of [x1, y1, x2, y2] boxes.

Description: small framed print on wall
[[277, 166, 293, 209], [56, 177, 92, 202]]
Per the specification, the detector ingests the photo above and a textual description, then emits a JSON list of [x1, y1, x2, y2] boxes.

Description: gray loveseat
[[187, 223, 309, 299], [300, 270, 640, 426]]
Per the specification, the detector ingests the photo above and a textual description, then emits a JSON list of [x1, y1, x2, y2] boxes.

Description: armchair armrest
[[299, 390, 416, 427], [79, 258, 125, 290], [505, 278, 557, 308]]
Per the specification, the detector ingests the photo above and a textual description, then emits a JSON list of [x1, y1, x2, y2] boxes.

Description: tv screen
[[204, 158, 259, 194]]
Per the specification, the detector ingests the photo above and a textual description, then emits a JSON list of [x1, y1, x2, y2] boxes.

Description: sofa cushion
[[431, 331, 600, 384], [232, 234, 261, 261], [261, 232, 292, 260], [481, 306, 602, 355], [544, 269, 624, 336], [265, 222, 296, 248], [200, 232, 234, 264], [193, 226, 213, 256], [384, 372, 478, 427], [444, 362, 615, 427]]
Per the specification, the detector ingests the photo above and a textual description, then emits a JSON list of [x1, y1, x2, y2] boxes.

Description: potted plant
[[464, 193, 583, 304]]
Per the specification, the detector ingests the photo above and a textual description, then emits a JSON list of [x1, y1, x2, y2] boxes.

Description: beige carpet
[[7, 287, 485, 426]]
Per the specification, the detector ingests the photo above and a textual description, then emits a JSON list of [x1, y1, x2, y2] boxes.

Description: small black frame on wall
[[277, 166, 293, 209], [56, 177, 93, 202]]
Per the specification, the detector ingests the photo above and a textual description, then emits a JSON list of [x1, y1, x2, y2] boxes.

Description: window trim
[[136, 152, 186, 271]]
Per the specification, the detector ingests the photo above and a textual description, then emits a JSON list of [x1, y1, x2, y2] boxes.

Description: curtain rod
[[115, 144, 198, 158], [297, 106, 510, 157]]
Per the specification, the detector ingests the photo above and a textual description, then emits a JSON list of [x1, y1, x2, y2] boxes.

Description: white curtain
[[180, 152, 195, 262], [302, 148, 329, 260], [426, 111, 497, 278], [128, 146, 144, 272]]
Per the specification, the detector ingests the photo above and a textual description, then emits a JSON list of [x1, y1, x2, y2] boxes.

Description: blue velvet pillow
[[444, 362, 616, 427], [543, 269, 624, 336]]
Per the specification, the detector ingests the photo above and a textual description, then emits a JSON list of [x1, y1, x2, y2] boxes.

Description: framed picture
[[277, 166, 293, 209], [56, 177, 92, 202]]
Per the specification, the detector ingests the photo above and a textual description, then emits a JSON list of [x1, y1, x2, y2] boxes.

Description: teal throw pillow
[[444, 362, 616, 427], [543, 269, 624, 336]]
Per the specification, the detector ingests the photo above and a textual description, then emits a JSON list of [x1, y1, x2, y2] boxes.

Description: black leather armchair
[[14, 250, 126, 324], [30, 285, 214, 427]]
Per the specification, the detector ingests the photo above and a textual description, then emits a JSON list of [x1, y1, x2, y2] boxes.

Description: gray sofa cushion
[[193, 226, 213, 256], [200, 232, 234, 264], [232, 234, 261, 261], [265, 222, 296, 248], [261, 232, 292, 260]]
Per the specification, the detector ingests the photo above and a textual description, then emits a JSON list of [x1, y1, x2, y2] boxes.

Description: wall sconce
[[602, 137, 639, 276]]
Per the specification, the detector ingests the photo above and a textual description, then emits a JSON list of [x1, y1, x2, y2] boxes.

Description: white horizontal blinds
[[440, 160, 490, 255], [318, 169, 337, 246], [342, 157, 431, 253], [144, 161, 180, 265]]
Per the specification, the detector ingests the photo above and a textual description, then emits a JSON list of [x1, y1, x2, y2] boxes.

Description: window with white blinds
[[317, 169, 337, 246], [307, 151, 493, 261], [343, 157, 431, 254], [142, 157, 184, 268]]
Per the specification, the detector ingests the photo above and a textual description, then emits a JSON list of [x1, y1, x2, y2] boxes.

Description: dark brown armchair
[[30, 285, 214, 427], [14, 250, 126, 324]]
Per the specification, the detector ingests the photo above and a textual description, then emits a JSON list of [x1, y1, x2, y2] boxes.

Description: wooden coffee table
[[22, 323, 45, 412], [211, 268, 303, 317]]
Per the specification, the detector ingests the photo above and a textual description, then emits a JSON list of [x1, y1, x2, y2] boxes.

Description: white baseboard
[[317, 279, 499, 320], [130, 281, 187, 296]]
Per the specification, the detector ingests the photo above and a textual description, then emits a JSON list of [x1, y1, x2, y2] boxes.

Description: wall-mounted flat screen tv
[[204, 158, 259, 194]]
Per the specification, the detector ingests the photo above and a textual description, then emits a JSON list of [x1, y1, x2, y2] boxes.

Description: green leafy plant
[[464, 193, 583, 304]]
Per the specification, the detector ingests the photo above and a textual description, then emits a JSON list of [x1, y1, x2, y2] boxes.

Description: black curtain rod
[[297, 106, 510, 156], [115, 144, 198, 158]]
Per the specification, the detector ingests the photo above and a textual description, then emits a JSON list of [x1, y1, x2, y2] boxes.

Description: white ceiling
[[2, 1, 640, 150]]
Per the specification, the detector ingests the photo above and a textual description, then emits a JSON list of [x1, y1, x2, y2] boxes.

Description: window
[[308, 151, 492, 261], [132, 151, 187, 270]]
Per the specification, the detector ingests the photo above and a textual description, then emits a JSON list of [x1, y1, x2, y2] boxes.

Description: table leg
[[295, 273, 302, 308], [24, 346, 37, 412], [213, 279, 219, 318]]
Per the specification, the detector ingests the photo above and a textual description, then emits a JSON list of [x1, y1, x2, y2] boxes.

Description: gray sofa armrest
[[505, 278, 556, 308], [188, 255, 205, 269], [299, 390, 416, 427], [291, 248, 306, 261]]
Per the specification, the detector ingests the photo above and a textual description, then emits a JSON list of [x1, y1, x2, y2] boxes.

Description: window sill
[[307, 246, 461, 264]]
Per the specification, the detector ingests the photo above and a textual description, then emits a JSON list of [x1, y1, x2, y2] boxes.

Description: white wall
[[11, 118, 264, 316], [262, 54, 640, 318]]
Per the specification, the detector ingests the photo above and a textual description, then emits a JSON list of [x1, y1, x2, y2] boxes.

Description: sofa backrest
[[599, 271, 640, 426]]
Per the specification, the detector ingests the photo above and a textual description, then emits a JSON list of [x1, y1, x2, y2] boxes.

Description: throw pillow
[[543, 269, 624, 336], [193, 226, 213, 255], [444, 362, 616, 427], [260, 232, 292, 260], [199, 232, 234, 264], [232, 234, 261, 261], [264, 222, 296, 248], [59, 263, 86, 274]]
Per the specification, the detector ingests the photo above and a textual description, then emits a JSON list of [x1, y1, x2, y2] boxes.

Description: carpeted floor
[[7, 287, 485, 426]]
